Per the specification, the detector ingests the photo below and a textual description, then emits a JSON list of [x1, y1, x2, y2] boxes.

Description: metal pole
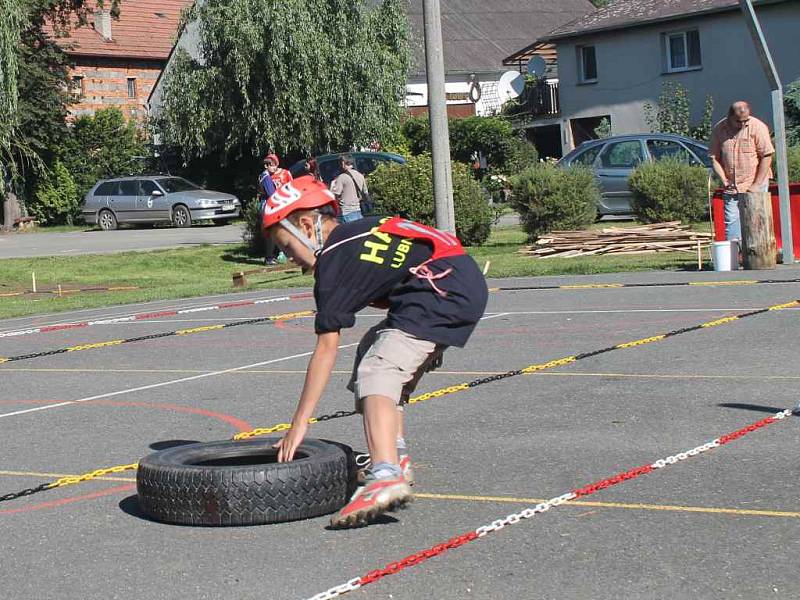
[[739, 0, 794, 264], [422, 0, 456, 234]]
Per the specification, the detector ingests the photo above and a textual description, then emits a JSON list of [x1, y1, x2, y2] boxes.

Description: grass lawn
[[0, 225, 709, 320]]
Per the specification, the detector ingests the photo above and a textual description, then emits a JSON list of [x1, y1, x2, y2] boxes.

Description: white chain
[[305, 410, 793, 600], [307, 578, 362, 600]]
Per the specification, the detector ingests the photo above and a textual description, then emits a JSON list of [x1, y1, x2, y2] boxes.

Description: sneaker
[[265, 258, 278, 266], [330, 475, 412, 529], [355, 453, 414, 486]]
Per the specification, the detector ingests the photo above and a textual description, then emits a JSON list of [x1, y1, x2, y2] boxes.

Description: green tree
[[155, 0, 410, 162], [2, 0, 121, 207], [61, 107, 146, 198], [644, 81, 714, 142], [401, 115, 536, 175], [786, 78, 800, 146], [0, 0, 24, 157]]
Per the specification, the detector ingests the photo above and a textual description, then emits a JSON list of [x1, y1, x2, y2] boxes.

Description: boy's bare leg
[[397, 406, 405, 442], [362, 395, 399, 466]]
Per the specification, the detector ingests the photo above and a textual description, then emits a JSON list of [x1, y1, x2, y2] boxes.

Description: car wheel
[[172, 204, 192, 228], [136, 438, 353, 526], [98, 209, 118, 231]]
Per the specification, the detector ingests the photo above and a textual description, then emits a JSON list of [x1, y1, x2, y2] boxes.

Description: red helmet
[[262, 175, 338, 230]]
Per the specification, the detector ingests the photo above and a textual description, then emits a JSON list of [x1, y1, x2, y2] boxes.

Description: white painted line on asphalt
[[484, 308, 799, 315], [479, 312, 509, 321], [0, 291, 312, 334], [0, 343, 358, 421]]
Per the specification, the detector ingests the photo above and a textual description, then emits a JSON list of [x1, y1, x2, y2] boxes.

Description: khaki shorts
[[348, 320, 445, 413]]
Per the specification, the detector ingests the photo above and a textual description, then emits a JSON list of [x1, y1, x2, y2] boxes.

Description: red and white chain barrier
[[0, 292, 313, 339], [307, 409, 794, 600]]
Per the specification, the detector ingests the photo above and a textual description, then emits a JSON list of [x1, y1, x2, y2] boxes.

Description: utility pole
[[739, 0, 794, 264], [422, 0, 456, 234]]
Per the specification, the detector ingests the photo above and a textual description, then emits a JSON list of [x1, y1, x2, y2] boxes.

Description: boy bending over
[[263, 176, 488, 528]]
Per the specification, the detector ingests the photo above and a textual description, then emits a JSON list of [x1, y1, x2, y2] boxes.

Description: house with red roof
[[55, 0, 191, 121]]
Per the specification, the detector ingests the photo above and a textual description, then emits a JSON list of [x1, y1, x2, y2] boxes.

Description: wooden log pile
[[520, 222, 713, 259]]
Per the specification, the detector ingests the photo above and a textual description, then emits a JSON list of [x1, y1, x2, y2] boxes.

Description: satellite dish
[[497, 71, 525, 102], [526, 56, 547, 77]]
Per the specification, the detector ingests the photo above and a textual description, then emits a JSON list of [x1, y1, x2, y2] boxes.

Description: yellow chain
[[66, 340, 125, 352], [769, 300, 800, 311], [522, 356, 577, 373], [176, 325, 225, 336], [0, 358, 8, 364], [701, 316, 740, 328], [269, 310, 316, 321], [408, 384, 471, 405], [616, 335, 666, 349], [233, 423, 293, 441], [48, 463, 139, 488], [21, 299, 798, 491]]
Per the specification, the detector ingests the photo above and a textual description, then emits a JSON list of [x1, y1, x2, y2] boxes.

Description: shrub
[[787, 145, 800, 183], [511, 164, 599, 241], [504, 137, 539, 175], [243, 197, 266, 256], [629, 159, 708, 223], [28, 160, 79, 225], [368, 153, 493, 246]]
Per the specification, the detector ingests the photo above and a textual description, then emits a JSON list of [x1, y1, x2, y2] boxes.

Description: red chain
[[718, 415, 776, 445], [358, 531, 479, 586], [326, 411, 790, 599], [572, 464, 654, 499]]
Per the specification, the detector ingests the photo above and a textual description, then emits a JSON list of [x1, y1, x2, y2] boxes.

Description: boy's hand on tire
[[274, 421, 308, 462]]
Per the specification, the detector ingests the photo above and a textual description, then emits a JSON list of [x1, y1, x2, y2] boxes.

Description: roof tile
[[51, 0, 192, 60]]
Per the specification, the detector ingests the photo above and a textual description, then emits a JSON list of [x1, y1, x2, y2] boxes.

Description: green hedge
[[511, 164, 599, 241], [629, 159, 708, 223], [29, 161, 80, 225], [368, 154, 492, 246]]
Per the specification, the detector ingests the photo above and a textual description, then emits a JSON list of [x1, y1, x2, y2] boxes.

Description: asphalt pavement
[[1, 268, 800, 599], [0, 223, 245, 258]]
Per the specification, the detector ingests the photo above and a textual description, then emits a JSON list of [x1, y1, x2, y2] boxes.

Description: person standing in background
[[266, 154, 293, 190], [302, 157, 321, 181], [709, 101, 775, 241], [330, 155, 367, 223], [258, 157, 279, 265]]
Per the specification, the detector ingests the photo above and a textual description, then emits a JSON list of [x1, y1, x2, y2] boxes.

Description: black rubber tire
[[136, 438, 352, 526], [171, 204, 192, 228], [98, 209, 118, 231]]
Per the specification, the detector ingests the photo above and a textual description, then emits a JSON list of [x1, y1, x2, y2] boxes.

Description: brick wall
[[68, 56, 164, 122]]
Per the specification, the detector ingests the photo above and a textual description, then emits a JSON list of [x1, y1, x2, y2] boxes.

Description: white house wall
[[405, 73, 505, 117]]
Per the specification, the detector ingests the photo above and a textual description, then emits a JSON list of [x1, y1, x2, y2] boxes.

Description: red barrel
[[711, 183, 800, 258]]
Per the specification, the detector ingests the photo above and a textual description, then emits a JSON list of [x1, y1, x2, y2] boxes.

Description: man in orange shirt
[[709, 101, 775, 241]]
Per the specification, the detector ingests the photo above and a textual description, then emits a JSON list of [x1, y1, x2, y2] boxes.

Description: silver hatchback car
[[82, 176, 241, 230], [559, 134, 711, 216]]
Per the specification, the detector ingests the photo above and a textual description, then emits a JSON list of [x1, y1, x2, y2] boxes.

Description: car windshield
[[157, 178, 201, 193]]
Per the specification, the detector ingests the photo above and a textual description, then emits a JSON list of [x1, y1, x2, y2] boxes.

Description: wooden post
[[738, 191, 777, 270]]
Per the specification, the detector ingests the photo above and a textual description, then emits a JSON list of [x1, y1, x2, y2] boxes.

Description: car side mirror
[[151, 190, 164, 197]]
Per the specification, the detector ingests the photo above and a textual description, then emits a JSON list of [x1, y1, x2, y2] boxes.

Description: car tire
[[172, 204, 192, 228], [136, 438, 353, 526], [98, 209, 118, 231]]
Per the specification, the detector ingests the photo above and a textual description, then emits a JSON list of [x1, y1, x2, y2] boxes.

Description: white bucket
[[712, 241, 732, 271]]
